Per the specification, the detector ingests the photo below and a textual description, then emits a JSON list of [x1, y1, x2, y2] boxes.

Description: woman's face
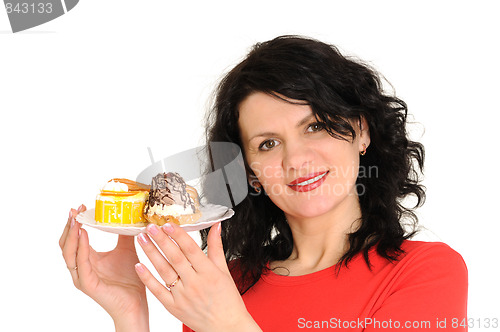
[[238, 92, 370, 220]]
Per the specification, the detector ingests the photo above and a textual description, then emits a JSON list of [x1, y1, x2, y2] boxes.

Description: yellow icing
[[95, 191, 148, 225]]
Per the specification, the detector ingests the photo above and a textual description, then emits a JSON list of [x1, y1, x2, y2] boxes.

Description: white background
[[1, 1, 498, 331]]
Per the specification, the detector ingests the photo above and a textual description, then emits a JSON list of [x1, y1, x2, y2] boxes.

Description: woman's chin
[[282, 199, 337, 220]]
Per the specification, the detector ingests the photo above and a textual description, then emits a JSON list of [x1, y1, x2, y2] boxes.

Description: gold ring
[[166, 276, 180, 290], [67, 266, 78, 271]]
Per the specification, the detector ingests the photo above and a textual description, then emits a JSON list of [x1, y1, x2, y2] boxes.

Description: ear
[[247, 172, 259, 186], [358, 115, 371, 149], [245, 160, 261, 183]]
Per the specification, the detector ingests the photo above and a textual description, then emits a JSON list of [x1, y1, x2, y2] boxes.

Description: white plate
[[76, 204, 234, 236]]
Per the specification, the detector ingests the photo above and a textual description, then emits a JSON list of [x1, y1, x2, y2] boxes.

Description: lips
[[287, 171, 329, 192]]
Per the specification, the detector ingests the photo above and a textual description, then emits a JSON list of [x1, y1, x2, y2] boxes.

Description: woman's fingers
[[206, 222, 230, 275], [76, 227, 98, 292], [60, 204, 90, 290], [160, 223, 213, 273], [140, 222, 230, 286], [59, 205, 85, 249], [135, 263, 174, 306], [144, 224, 198, 280], [59, 209, 74, 249], [78, 204, 87, 213], [61, 213, 81, 288], [137, 232, 179, 286], [162, 222, 229, 275]]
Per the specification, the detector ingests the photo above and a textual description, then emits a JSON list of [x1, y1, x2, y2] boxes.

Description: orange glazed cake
[[95, 179, 150, 226]]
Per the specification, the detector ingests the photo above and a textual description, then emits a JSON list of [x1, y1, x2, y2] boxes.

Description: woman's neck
[[272, 194, 361, 276]]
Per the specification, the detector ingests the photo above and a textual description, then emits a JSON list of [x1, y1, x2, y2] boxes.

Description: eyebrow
[[248, 114, 316, 142]]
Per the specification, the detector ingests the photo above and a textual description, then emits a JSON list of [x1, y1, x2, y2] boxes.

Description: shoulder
[[400, 240, 467, 267], [367, 241, 468, 321], [393, 240, 468, 285]]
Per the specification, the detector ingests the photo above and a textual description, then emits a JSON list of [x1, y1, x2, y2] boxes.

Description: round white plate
[[76, 204, 234, 236]]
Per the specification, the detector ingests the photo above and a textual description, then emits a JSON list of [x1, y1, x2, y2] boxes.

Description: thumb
[[207, 222, 229, 274]]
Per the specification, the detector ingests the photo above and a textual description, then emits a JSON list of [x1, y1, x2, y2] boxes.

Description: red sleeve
[[182, 324, 194, 332], [365, 243, 468, 331]]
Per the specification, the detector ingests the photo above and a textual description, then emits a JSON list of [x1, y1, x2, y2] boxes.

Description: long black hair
[[201, 35, 425, 294]]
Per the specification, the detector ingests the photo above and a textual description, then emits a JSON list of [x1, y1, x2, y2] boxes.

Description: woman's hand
[[135, 222, 262, 332], [59, 205, 149, 332]]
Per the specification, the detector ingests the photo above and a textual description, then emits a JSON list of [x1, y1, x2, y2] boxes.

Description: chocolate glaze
[[145, 172, 196, 214]]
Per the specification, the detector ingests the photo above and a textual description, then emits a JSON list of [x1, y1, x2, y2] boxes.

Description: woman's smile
[[287, 170, 329, 192]]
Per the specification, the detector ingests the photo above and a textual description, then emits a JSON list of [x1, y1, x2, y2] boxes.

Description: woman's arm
[[113, 310, 149, 332]]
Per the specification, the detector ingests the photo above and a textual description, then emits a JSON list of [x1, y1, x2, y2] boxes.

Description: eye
[[259, 139, 280, 151], [306, 122, 325, 133]]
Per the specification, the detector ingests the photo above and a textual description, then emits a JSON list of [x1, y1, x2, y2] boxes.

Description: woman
[[60, 36, 468, 331]]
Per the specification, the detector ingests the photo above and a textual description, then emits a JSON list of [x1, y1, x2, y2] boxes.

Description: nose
[[282, 140, 314, 172]]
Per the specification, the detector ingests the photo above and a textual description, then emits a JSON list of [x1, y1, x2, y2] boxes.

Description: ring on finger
[[166, 275, 180, 290], [67, 265, 78, 271]]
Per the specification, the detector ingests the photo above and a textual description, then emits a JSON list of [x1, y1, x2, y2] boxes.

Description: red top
[[183, 241, 468, 331]]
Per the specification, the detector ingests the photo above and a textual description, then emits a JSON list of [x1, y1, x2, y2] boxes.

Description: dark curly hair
[[200, 35, 425, 294]]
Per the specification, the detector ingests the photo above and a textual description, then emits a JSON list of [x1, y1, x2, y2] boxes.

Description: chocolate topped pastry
[[144, 172, 202, 226]]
